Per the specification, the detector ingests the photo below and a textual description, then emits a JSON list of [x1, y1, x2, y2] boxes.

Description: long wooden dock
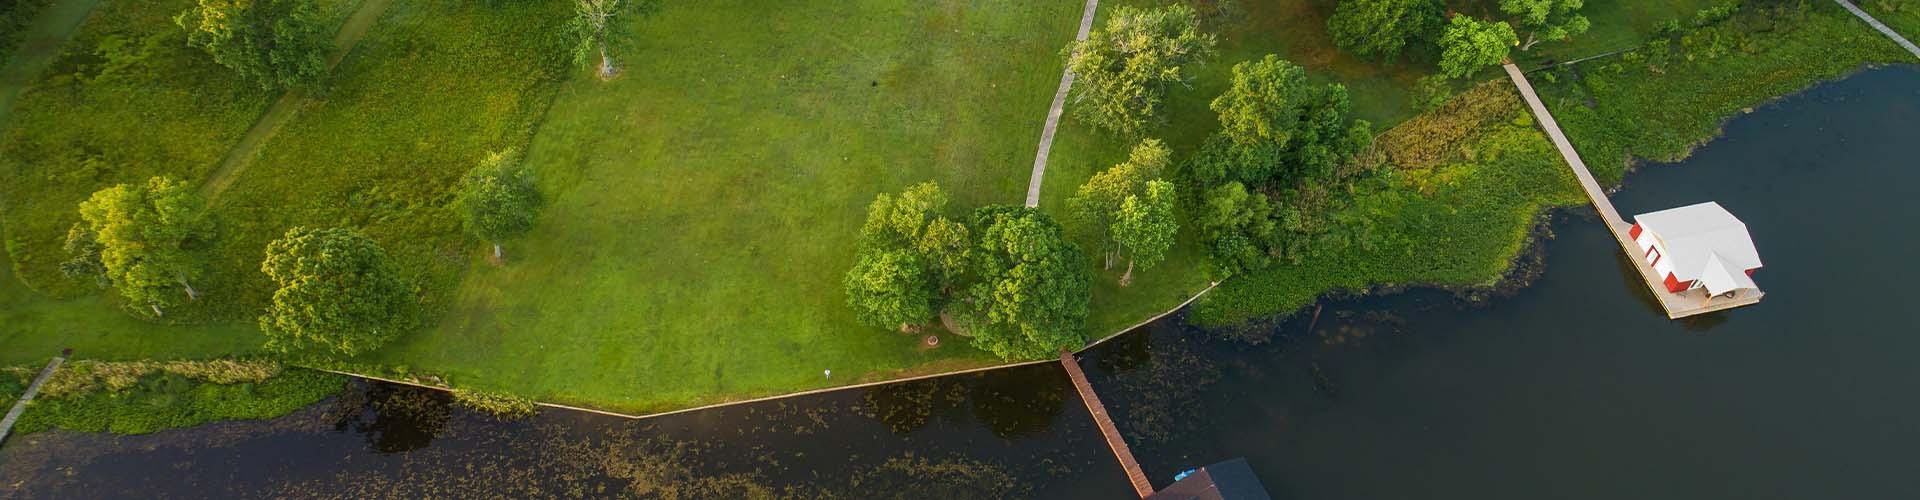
[[1503, 64, 1763, 319], [1060, 350, 1154, 498], [0, 353, 67, 446]]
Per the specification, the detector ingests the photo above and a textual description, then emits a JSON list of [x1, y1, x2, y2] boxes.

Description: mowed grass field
[[375, 0, 1089, 411]]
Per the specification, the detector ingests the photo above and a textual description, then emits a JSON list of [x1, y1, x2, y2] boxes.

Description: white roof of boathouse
[[1634, 202, 1762, 291]]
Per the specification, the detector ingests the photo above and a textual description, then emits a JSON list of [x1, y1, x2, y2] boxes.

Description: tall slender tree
[[1068, 139, 1170, 270], [569, 0, 655, 79], [1110, 180, 1178, 286]]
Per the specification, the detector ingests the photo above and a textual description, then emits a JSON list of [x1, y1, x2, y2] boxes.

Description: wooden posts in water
[[1059, 349, 1154, 498]]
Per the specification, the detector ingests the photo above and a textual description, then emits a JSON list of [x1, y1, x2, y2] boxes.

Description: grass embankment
[[1860, 0, 1920, 38], [378, 1, 1083, 412], [1535, 0, 1916, 185], [0, 360, 343, 437]]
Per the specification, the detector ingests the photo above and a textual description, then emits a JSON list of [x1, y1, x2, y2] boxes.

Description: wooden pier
[[1060, 349, 1154, 498], [1503, 64, 1763, 319], [0, 352, 67, 446]]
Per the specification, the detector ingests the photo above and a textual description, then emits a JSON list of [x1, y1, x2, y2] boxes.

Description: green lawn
[[374, 0, 1085, 412], [1860, 0, 1920, 39]]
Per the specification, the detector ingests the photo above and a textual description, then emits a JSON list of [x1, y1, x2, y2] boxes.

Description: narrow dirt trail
[[197, 0, 394, 201], [0, 0, 102, 131]]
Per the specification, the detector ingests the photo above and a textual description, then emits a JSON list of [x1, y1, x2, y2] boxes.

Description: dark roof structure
[[1146, 458, 1271, 500]]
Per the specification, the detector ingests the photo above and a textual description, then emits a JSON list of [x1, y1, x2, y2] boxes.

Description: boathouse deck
[[1503, 64, 1764, 319]]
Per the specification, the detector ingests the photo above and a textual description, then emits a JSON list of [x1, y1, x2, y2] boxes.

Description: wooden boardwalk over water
[[1503, 64, 1763, 319], [1059, 350, 1154, 498]]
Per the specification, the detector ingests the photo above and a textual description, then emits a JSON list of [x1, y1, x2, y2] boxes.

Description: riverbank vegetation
[[0, 359, 343, 436]]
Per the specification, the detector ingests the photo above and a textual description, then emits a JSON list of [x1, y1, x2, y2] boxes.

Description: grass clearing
[[379, 0, 1083, 412]]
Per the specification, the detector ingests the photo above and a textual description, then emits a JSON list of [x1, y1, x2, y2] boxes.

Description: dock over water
[[1060, 350, 1154, 498], [1503, 64, 1764, 319]]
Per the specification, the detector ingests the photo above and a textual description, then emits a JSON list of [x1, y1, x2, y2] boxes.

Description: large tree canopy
[[1211, 55, 1313, 146], [1500, 0, 1591, 51], [70, 176, 213, 317], [1064, 5, 1217, 137], [960, 206, 1091, 360], [456, 149, 542, 259], [845, 183, 970, 331], [259, 226, 416, 358], [175, 0, 331, 90], [1327, 0, 1444, 61], [1438, 15, 1518, 79]]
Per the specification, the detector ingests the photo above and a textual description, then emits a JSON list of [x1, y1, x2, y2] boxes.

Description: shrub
[[451, 388, 539, 419]]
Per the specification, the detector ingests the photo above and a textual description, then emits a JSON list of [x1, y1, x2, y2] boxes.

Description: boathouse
[[1629, 202, 1762, 296]]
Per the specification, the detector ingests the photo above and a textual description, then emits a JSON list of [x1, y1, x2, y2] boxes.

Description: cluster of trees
[[843, 184, 1091, 360], [1183, 55, 1374, 278], [1063, 4, 1217, 137], [176, 0, 655, 88], [1067, 140, 1178, 286], [60, 153, 541, 360], [1326, 0, 1590, 79]]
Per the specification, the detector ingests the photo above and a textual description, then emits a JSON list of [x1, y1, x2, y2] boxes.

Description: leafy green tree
[[175, 0, 331, 90], [1211, 55, 1311, 146], [570, 0, 656, 78], [843, 249, 935, 331], [1067, 139, 1170, 269], [1500, 0, 1591, 51], [455, 149, 542, 261], [1110, 180, 1178, 285], [1197, 182, 1275, 278], [1327, 0, 1443, 61], [845, 183, 970, 331], [961, 206, 1090, 360], [71, 177, 213, 317], [259, 227, 416, 358], [1064, 5, 1217, 137], [1438, 15, 1518, 79]]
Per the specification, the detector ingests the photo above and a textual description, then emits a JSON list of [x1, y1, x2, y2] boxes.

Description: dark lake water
[[3, 66, 1916, 499]]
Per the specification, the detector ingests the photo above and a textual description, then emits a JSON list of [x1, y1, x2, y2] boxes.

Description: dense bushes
[[11, 363, 344, 435]]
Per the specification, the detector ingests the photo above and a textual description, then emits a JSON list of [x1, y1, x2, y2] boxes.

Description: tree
[[1110, 180, 1178, 285], [455, 149, 542, 261], [1064, 5, 1218, 137], [1211, 55, 1311, 146], [1500, 0, 1591, 51], [569, 0, 655, 79], [175, 0, 331, 90], [960, 206, 1090, 360], [1197, 182, 1275, 278], [1067, 139, 1170, 269], [71, 177, 213, 317], [843, 249, 936, 331], [845, 183, 970, 331], [1438, 15, 1518, 79], [259, 226, 416, 358], [1327, 0, 1444, 61]]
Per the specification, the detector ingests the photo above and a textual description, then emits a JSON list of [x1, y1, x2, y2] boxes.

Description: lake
[[2, 65, 1915, 499]]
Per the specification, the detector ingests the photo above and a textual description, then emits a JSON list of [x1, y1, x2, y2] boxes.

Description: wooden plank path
[[0, 353, 67, 446], [1502, 63, 1763, 319], [1027, 0, 1100, 207], [1059, 349, 1154, 498], [1833, 0, 1920, 59]]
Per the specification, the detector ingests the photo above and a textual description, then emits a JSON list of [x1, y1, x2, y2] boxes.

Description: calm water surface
[[3, 66, 1915, 499]]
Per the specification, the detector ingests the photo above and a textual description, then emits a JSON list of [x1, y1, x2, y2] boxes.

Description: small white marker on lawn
[[824, 369, 831, 379]]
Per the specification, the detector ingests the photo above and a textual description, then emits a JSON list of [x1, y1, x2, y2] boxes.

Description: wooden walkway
[[0, 353, 67, 446], [1027, 0, 1100, 208], [1833, 0, 1920, 59], [1059, 349, 1153, 498], [1502, 64, 1763, 319]]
